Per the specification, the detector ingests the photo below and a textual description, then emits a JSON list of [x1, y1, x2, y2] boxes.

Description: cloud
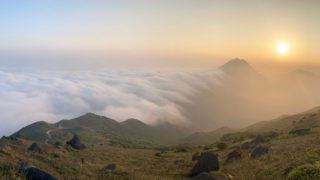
[[0, 69, 219, 136]]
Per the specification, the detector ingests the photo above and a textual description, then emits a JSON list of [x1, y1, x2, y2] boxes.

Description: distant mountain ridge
[[12, 113, 190, 147]]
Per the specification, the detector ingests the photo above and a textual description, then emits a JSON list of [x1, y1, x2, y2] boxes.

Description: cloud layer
[[0, 68, 219, 136]]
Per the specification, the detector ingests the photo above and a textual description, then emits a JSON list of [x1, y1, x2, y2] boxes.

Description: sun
[[277, 42, 289, 54]]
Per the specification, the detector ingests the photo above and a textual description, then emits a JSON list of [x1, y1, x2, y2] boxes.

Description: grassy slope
[[181, 127, 236, 145], [12, 113, 190, 147], [5, 107, 320, 179]]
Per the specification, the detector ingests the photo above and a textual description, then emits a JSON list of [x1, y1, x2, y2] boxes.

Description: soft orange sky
[[1, 0, 320, 69]]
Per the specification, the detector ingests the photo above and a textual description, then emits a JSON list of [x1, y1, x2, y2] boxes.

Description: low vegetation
[[1, 107, 320, 179]]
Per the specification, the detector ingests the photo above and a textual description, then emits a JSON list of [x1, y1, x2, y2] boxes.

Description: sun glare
[[277, 42, 289, 54]]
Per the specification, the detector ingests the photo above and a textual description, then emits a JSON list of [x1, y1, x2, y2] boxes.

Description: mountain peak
[[122, 118, 146, 126], [219, 58, 251, 70]]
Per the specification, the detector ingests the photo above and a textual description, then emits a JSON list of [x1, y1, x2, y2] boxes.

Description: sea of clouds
[[0, 68, 220, 136]]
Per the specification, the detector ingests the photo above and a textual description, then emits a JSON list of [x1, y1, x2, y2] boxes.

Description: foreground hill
[[4, 105, 320, 179], [12, 113, 190, 147]]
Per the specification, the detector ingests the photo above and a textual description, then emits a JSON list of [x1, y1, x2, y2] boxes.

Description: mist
[[1, 57, 320, 136]]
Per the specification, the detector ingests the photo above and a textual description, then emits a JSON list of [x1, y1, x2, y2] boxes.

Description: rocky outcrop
[[226, 149, 242, 163], [66, 135, 86, 150], [190, 152, 219, 177], [251, 146, 269, 158], [241, 135, 266, 149], [28, 143, 43, 153]]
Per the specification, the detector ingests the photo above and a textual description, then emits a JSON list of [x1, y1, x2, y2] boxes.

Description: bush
[[216, 142, 227, 151], [288, 164, 320, 180]]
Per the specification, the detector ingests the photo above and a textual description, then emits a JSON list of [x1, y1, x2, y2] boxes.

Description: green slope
[[12, 113, 190, 147]]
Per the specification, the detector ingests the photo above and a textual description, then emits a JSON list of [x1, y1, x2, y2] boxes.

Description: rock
[[174, 160, 184, 164], [21, 164, 59, 180], [66, 135, 86, 150], [251, 135, 266, 144], [192, 172, 226, 180], [226, 149, 242, 163], [28, 143, 43, 153], [105, 163, 116, 171], [241, 135, 266, 149], [192, 152, 201, 161], [251, 146, 269, 158], [52, 153, 60, 158], [155, 152, 161, 157], [190, 152, 219, 177]]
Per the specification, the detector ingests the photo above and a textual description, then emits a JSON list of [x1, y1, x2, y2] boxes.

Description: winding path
[[45, 130, 51, 144]]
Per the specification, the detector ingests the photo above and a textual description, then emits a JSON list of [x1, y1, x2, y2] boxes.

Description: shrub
[[216, 142, 227, 151], [288, 164, 320, 180]]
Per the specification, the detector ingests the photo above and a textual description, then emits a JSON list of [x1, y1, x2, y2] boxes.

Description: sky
[[1, 0, 320, 68], [1, 1, 320, 136]]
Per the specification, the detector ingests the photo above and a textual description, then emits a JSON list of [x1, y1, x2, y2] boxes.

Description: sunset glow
[[277, 42, 289, 54]]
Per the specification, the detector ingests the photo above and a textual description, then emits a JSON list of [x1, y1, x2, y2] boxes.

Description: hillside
[[12, 113, 190, 148], [181, 127, 236, 145], [4, 105, 320, 179]]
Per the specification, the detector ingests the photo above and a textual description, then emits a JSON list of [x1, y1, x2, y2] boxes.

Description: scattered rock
[[66, 135, 86, 150], [192, 152, 201, 161], [226, 149, 242, 163], [174, 160, 184, 164], [190, 152, 219, 177], [105, 163, 116, 171], [192, 172, 226, 180], [251, 146, 269, 158], [52, 153, 60, 158], [21, 164, 59, 180], [252, 135, 266, 144], [241, 135, 266, 149], [28, 143, 43, 153]]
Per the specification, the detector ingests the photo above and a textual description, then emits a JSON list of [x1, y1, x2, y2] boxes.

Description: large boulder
[[66, 135, 86, 150], [21, 164, 59, 180], [251, 146, 269, 158], [226, 149, 242, 163], [28, 143, 43, 153], [189, 152, 219, 177], [192, 172, 226, 180]]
